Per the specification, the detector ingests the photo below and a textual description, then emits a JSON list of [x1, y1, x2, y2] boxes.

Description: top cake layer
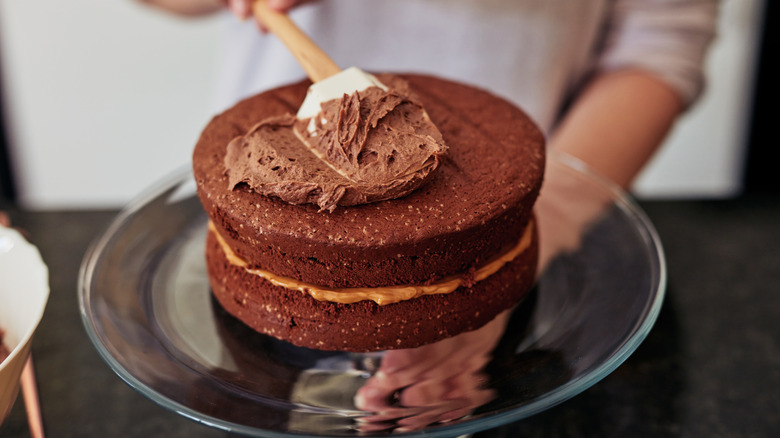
[[193, 74, 545, 288]]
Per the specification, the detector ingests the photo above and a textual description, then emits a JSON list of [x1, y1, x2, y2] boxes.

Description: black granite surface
[[1, 197, 779, 437]]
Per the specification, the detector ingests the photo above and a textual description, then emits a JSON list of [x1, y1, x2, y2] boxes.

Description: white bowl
[[0, 226, 49, 423]]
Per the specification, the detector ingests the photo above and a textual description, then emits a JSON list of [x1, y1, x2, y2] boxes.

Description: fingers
[[354, 359, 497, 432], [266, 0, 302, 13], [227, 0, 315, 33], [226, 0, 252, 20], [354, 380, 397, 412], [352, 314, 511, 431], [223, 0, 290, 21], [229, 0, 296, 33]]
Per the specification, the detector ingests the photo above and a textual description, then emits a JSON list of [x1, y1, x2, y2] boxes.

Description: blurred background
[[0, 0, 775, 209]]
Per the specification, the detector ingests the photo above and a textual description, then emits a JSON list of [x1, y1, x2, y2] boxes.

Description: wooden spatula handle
[[252, 0, 341, 82]]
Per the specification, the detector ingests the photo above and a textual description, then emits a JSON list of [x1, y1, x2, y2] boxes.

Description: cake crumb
[[461, 267, 477, 287]]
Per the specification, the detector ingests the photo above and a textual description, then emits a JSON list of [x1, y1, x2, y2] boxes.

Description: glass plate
[[79, 152, 665, 437]]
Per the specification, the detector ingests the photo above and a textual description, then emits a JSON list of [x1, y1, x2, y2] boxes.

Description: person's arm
[[550, 69, 683, 189], [560, 0, 720, 188]]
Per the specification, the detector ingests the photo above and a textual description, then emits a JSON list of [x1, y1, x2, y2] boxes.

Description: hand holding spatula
[[252, 0, 389, 119]]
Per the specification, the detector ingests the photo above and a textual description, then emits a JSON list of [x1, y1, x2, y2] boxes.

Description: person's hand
[[535, 151, 612, 274], [353, 311, 510, 433], [225, 0, 317, 21]]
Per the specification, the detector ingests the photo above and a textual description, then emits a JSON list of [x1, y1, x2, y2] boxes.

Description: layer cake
[[193, 74, 545, 351]]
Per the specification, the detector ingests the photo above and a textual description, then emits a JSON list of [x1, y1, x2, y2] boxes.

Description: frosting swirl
[[224, 76, 448, 212]]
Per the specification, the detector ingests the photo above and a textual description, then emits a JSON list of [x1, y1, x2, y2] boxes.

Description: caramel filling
[[210, 220, 533, 306]]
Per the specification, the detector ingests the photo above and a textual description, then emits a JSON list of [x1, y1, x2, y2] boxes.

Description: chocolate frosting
[[224, 76, 447, 212]]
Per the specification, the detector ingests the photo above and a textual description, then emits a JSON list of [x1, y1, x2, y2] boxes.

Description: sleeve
[[596, 0, 720, 108]]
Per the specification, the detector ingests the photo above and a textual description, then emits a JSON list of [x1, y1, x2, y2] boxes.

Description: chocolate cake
[[193, 74, 545, 351]]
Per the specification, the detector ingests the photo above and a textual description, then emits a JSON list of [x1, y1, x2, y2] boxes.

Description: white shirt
[[213, 0, 718, 133]]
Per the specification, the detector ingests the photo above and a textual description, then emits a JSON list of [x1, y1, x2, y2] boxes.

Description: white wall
[[0, 0, 765, 209], [0, 1, 222, 209]]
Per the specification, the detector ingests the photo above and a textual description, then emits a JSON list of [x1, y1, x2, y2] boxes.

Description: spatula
[[252, 0, 388, 119]]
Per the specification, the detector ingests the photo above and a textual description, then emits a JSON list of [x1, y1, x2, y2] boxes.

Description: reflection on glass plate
[[79, 152, 665, 437]]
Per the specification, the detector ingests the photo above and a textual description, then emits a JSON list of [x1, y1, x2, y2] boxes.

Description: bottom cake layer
[[205, 223, 538, 352]]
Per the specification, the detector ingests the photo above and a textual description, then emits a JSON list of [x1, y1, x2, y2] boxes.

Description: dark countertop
[[1, 197, 779, 437]]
